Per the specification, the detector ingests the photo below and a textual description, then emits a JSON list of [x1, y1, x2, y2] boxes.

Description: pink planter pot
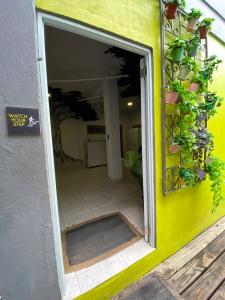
[[166, 91, 179, 104], [169, 144, 179, 154], [189, 82, 200, 92], [186, 18, 198, 32]]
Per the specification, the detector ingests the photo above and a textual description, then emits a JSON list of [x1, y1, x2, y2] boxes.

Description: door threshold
[[63, 238, 154, 300]]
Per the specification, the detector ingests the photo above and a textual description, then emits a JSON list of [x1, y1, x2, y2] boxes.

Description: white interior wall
[[60, 99, 141, 161]]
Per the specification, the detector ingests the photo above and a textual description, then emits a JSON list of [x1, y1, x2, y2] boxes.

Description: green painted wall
[[36, 0, 225, 298]]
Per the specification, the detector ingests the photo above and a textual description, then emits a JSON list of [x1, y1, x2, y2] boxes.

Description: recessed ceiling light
[[48, 93, 51, 98], [127, 102, 133, 106]]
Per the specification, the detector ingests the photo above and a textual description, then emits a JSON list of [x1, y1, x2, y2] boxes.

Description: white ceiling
[[45, 25, 123, 97], [45, 26, 141, 113]]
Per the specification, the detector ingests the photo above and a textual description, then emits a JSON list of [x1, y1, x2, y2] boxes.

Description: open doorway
[[38, 13, 155, 298]]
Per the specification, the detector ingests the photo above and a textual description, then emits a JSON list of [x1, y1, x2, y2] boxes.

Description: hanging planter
[[178, 66, 190, 80], [187, 35, 200, 57], [198, 18, 215, 39], [178, 57, 198, 81], [165, 0, 186, 19], [168, 38, 186, 62], [185, 9, 202, 32], [166, 91, 179, 104], [169, 143, 180, 154], [189, 82, 200, 92], [166, 80, 183, 104]]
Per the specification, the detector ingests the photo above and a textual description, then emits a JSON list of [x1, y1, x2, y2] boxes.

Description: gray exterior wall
[[0, 1, 61, 300]]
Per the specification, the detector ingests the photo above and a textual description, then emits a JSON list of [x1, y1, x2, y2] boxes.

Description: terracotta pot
[[169, 143, 179, 154], [171, 47, 185, 62], [199, 26, 207, 39], [189, 82, 200, 92], [188, 45, 199, 57], [165, 3, 178, 19], [166, 91, 179, 104], [178, 66, 191, 80], [186, 18, 199, 32]]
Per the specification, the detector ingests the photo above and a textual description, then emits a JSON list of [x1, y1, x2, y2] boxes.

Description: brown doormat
[[61, 212, 142, 272]]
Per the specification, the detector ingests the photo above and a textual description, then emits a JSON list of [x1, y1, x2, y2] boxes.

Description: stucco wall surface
[[36, 0, 225, 299], [0, 1, 61, 300]]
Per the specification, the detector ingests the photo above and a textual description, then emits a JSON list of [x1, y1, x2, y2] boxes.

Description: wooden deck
[[166, 230, 225, 299], [113, 217, 225, 300]]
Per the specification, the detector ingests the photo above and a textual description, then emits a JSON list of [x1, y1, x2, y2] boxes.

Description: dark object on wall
[[105, 47, 142, 97], [6, 107, 40, 136], [49, 87, 98, 165], [87, 125, 105, 134]]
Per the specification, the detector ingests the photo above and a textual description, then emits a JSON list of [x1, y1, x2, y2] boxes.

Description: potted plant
[[202, 55, 222, 82], [198, 18, 214, 39], [189, 72, 207, 93], [166, 80, 184, 104], [179, 167, 197, 186], [193, 128, 214, 152], [167, 38, 187, 62], [205, 156, 225, 212], [203, 92, 223, 117], [185, 8, 203, 32], [169, 143, 180, 154], [165, 0, 186, 19], [122, 150, 143, 193], [187, 35, 201, 57], [178, 57, 198, 80]]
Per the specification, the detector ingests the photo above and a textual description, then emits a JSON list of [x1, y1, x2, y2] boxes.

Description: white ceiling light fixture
[[127, 102, 133, 107]]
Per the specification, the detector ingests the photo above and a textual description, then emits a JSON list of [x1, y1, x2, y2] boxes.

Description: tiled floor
[[56, 165, 144, 235], [55, 166, 153, 300]]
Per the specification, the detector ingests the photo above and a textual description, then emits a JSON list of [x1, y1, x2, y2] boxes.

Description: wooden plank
[[210, 280, 225, 300], [153, 217, 225, 280], [182, 252, 225, 299], [168, 231, 225, 294]]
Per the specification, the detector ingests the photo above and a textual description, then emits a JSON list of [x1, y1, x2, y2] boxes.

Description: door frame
[[37, 12, 156, 296]]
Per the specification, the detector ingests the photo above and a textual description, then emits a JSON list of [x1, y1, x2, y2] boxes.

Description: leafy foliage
[[198, 18, 215, 30], [185, 8, 202, 20], [123, 151, 142, 178], [180, 57, 198, 71], [168, 0, 186, 9], [179, 167, 197, 186], [205, 157, 225, 212]]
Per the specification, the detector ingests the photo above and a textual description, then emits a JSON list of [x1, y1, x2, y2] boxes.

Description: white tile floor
[[55, 166, 154, 300], [56, 166, 144, 234]]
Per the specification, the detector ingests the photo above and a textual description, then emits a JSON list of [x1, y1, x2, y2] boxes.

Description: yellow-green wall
[[36, 1, 225, 298]]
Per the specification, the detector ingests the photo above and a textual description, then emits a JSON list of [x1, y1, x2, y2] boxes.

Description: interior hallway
[[56, 166, 144, 235]]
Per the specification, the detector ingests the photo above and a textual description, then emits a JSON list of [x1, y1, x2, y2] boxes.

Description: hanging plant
[[123, 151, 143, 193], [166, 80, 185, 104], [187, 35, 201, 57], [178, 57, 198, 80], [205, 157, 225, 212], [179, 167, 197, 186], [185, 8, 203, 32], [203, 92, 224, 117], [165, 0, 186, 19], [167, 38, 187, 62], [189, 72, 207, 93], [198, 18, 215, 39], [202, 55, 222, 82]]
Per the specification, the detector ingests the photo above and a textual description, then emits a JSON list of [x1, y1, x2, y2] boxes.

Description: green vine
[[165, 6, 225, 211]]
